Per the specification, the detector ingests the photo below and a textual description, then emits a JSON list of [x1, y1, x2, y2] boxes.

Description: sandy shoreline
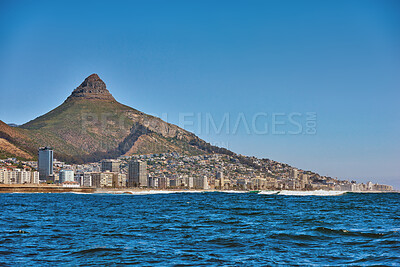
[[0, 184, 95, 193]]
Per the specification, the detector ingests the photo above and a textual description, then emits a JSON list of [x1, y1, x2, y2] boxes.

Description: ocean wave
[[206, 237, 245, 248], [314, 227, 392, 238], [60, 192, 92, 194], [269, 232, 321, 241], [97, 190, 180, 195], [71, 247, 123, 255], [278, 190, 347, 196], [220, 190, 248, 194], [1, 192, 398, 265]]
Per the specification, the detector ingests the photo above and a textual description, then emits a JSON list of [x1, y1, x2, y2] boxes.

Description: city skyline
[[0, 0, 399, 188]]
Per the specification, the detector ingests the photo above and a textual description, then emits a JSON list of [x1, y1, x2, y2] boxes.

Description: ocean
[[0, 192, 399, 266]]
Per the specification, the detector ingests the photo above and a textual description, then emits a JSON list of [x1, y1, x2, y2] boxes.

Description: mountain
[[0, 74, 233, 163]]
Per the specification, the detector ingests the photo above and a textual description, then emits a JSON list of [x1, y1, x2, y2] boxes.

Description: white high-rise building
[[0, 169, 9, 184], [31, 172, 40, 184], [185, 176, 194, 188], [0, 169, 39, 184], [18, 170, 31, 184], [59, 170, 75, 183], [82, 172, 93, 187], [194, 176, 209, 189], [8, 170, 18, 184]]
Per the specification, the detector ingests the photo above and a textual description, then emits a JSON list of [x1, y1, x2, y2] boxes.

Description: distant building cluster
[[0, 149, 395, 192], [0, 168, 39, 184]]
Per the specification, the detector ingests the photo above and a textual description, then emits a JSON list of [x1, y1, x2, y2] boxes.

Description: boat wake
[[258, 190, 347, 196], [278, 190, 346, 196]]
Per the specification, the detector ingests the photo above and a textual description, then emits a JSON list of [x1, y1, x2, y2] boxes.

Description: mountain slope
[[0, 74, 232, 163]]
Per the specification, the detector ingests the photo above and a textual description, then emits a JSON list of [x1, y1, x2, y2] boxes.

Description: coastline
[[0, 185, 397, 195]]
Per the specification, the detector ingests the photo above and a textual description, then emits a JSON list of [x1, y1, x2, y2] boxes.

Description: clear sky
[[0, 0, 399, 188]]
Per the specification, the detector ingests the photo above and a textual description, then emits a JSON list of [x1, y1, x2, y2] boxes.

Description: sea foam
[[277, 190, 346, 196]]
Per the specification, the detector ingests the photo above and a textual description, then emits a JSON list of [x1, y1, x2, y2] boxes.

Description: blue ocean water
[[0, 192, 399, 266]]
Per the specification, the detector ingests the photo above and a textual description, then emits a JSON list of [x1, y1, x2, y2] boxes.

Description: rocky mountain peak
[[66, 74, 115, 101]]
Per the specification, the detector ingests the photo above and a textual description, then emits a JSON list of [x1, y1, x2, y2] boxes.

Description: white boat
[[259, 190, 279, 195]]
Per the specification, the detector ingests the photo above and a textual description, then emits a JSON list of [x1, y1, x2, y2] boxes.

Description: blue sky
[[0, 0, 399, 188]]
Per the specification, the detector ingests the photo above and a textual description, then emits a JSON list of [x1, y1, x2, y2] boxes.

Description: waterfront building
[[31, 172, 39, 184], [18, 169, 31, 184], [0, 169, 8, 184], [340, 183, 356, 191], [287, 180, 298, 190], [101, 160, 120, 173], [176, 177, 185, 187], [169, 179, 177, 187], [59, 170, 75, 183], [299, 173, 309, 188], [38, 147, 54, 182], [158, 176, 169, 189], [81, 171, 125, 188], [290, 169, 298, 180], [236, 178, 248, 190], [91, 172, 114, 188], [128, 160, 148, 187], [366, 181, 373, 190], [185, 176, 194, 189], [265, 177, 278, 189], [254, 177, 267, 189], [8, 170, 18, 184], [194, 176, 209, 189], [74, 173, 83, 185], [113, 173, 127, 188], [0, 169, 39, 185], [82, 172, 93, 187], [373, 184, 393, 191], [216, 171, 224, 189], [148, 176, 159, 188]]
